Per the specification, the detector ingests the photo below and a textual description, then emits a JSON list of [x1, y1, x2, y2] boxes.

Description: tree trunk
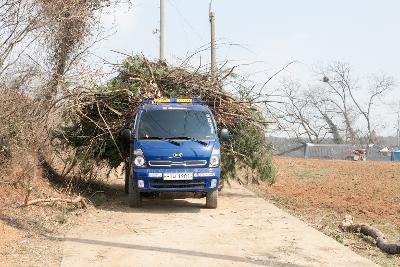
[[340, 215, 400, 254], [322, 113, 343, 144]]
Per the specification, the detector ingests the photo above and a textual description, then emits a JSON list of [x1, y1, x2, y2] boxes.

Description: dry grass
[[0, 89, 86, 265], [0, 158, 88, 266], [259, 157, 400, 266]]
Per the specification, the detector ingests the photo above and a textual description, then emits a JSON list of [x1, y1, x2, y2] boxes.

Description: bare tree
[[268, 62, 396, 145], [36, 0, 120, 103], [319, 62, 358, 143], [305, 87, 344, 144], [0, 0, 45, 85], [347, 74, 394, 143], [276, 79, 329, 143], [321, 62, 395, 144], [0, 0, 129, 178]]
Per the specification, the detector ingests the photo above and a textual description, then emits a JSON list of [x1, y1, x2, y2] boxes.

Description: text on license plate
[[163, 173, 193, 180]]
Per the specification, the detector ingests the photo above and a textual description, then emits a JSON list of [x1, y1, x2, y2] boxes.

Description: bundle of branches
[[59, 56, 275, 183]]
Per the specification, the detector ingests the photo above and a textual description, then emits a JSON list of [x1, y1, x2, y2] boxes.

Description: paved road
[[60, 182, 376, 267]]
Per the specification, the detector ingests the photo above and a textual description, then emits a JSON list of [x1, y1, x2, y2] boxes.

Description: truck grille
[[148, 160, 207, 167], [150, 179, 206, 189]]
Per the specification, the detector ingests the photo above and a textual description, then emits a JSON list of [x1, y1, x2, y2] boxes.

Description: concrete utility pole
[[209, 2, 217, 81], [159, 0, 165, 61]]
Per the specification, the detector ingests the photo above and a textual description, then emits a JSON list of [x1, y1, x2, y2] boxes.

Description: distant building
[[272, 142, 392, 161]]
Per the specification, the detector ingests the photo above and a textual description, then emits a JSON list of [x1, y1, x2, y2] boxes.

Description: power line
[[168, 0, 204, 41]]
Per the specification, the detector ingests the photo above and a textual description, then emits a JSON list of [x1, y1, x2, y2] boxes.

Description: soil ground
[[2, 157, 398, 266], [60, 181, 375, 267], [258, 157, 400, 266], [0, 163, 85, 267]]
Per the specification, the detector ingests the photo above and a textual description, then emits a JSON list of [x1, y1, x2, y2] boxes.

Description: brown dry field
[[259, 156, 400, 266]]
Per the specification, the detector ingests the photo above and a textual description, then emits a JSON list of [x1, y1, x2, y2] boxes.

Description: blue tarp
[[391, 151, 400, 161]]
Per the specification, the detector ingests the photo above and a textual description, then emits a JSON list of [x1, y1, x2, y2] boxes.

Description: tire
[[124, 165, 130, 194], [128, 178, 142, 208], [206, 189, 218, 209]]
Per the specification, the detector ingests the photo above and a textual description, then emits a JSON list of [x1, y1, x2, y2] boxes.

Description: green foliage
[[222, 121, 276, 184]]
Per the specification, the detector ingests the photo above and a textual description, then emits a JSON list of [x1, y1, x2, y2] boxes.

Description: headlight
[[134, 156, 145, 167], [209, 148, 220, 167], [133, 149, 145, 167], [209, 155, 220, 167]]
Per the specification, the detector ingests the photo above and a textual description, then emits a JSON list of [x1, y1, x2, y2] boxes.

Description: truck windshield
[[138, 109, 215, 141]]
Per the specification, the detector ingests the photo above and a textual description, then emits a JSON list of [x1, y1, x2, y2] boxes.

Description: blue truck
[[122, 98, 229, 209]]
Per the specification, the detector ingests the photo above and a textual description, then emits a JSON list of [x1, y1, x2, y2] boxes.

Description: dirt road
[[60, 182, 376, 267]]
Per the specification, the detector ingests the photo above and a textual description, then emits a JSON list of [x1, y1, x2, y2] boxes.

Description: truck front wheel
[[124, 165, 130, 194], [206, 189, 218, 209], [128, 179, 142, 208]]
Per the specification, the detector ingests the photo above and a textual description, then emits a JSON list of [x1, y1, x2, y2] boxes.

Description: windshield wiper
[[140, 136, 180, 146], [166, 136, 209, 146]]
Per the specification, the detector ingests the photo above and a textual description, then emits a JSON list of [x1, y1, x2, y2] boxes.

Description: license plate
[[163, 173, 193, 180]]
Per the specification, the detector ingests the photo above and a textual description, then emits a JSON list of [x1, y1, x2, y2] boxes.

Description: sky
[[90, 0, 400, 136]]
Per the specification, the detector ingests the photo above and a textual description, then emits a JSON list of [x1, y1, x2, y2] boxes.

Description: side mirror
[[220, 128, 230, 142], [122, 129, 132, 143]]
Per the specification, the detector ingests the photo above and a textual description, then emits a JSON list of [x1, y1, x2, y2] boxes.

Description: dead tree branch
[[341, 215, 400, 255], [22, 196, 88, 209]]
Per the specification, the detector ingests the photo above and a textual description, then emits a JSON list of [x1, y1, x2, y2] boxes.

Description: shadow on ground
[[41, 159, 207, 214], [59, 236, 308, 267]]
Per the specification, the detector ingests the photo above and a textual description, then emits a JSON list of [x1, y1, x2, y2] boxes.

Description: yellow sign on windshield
[[177, 98, 192, 103], [154, 98, 193, 103], [154, 99, 170, 103]]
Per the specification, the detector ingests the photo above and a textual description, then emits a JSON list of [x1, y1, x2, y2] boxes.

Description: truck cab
[[122, 98, 229, 209]]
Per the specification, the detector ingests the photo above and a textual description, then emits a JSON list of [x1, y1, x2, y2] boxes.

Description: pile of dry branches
[[59, 56, 275, 183]]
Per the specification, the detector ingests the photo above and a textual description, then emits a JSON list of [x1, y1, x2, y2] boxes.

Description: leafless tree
[[305, 87, 343, 144], [348, 74, 394, 143], [0, 0, 45, 88], [275, 79, 329, 143], [321, 62, 395, 144], [36, 0, 101, 102], [269, 62, 396, 145], [319, 62, 358, 143], [0, 0, 129, 181]]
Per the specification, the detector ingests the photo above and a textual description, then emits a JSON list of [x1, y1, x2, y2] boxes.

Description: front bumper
[[132, 167, 221, 192]]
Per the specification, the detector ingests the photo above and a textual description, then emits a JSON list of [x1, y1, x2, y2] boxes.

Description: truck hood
[[136, 140, 216, 161]]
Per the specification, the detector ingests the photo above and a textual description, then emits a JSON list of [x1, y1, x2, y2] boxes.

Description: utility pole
[[159, 0, 165, 61], [209, 2, 217, 81]]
